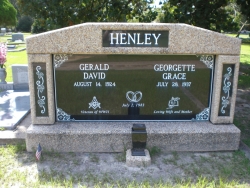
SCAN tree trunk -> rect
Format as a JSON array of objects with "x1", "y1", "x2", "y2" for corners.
[{"x1": 236, "y1": 21, "x2": 248, "y2": 38}]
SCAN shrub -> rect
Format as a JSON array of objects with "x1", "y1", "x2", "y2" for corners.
[
  {"x1": 16, "y1": 16, "x2": 33, "y2": 32},
  {"x1": 31, "y1": 19, "x2": 47, "y2": 34}
]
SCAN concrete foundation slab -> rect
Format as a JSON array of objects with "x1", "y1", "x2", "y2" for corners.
[
  {"x1": 26, "y1": 121, "x2": 240, "y2": 152},
  {"x1": 126, "y1": 149, "x2": 151, "y2": 167},
  {"x1": 0, "y1": 113, "x2": 31, "y2": 145},
  {"x1": 0, "y1": 90, "x2": 30, "y2": 130},
  {"x1": 0, "y1": 83, "x2": 13, "y2": 91}
]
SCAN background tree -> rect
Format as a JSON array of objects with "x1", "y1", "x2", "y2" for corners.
[
  {"x1": 237, "y1": 0, "x2": 250, "y2": 20},
  {"x1": 236, "y1": 0, "x2": 250, "y2": 34},
  {"x1": 160, "y1": 0, "x2": 240, "y2": 32},
  {"x1": 0, "y1": 0, "x2": 17, "y2": 26},
  {"x1": 16, "y1": 15, "x2": 33, "y2": 32},
  {"x1": 16, "y1": 0, "x2": 157, "y2": 32},
  {"x1": 8, "y1": 0, "x2": 34, "y2": 32},
  {"x1": 9, "y1": 0, "x2": 20, "y2": 18}
]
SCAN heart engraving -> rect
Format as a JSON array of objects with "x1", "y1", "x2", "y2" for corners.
[{"x1": 126, "y1": 91, "x2": 142, "y2": 103}]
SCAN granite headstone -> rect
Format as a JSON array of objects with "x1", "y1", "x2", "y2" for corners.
[
  {"x1": 12, "y1": 64, "x2": 29, "y2": 90},
  {"x1": 1, "y1": 28, "x2": 6, "y2": 34},
  {"x1": 12, "y1": 33, "x2": 24, "y2": 42},
  {"x1": 25, "y1": 23, "x2": 241, "y2": 153}
]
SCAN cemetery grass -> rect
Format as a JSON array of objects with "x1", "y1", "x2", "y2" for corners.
[
  {"x1": 238, "y1": 43, "x2": 250, "y2": 89},
  {"x1": 0, "y1": 33, "x2": 31, "y2": 82},
  {"x1": 234, "y1": 53, "x2": 250, "y2": 148},
  {"x1": 1, "y1": 143, "x2": 250, "y2": 187},
  {"x1": 0, "y1": 33, "x2": 31, "y2": 43},
  {"x1": 233, "y1": 42, "x2": 250, "y2": 149},
  {"x1": 240, "y1": 43, "x2": 250, "y2": 65},
  {"x1": 226, "y1": 33, "x2": 249, "y2": 39},
  {"x1": 5, "y1": 51, "x2": 28, "y2": 82}
]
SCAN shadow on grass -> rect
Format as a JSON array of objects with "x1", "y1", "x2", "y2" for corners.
[{"x1": 1, "y1": 143, "x2": 250, "y2": 187}]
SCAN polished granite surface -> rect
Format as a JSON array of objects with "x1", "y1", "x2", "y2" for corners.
[{"x1": 0, "y1": 90, "x2": 30, "y2": 130}]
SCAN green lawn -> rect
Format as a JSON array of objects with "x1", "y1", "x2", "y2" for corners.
[
  {"x1": 226, "y1": 33, "x2": 250, "y2": 39},
  {"x1": 225, "y1": 33, "x2": 250, "y2": 65},
  {"x1": 0, "y1": 32, "x2": 31, "y2": 43},
  {"x1": 1, "y1": 143, "x2": 250, "y2": 187},
  {"x1": 241, "y1": 43, "x2": 250, "y2": 64},
  {"x1": 5, "y1": 51, "x2": 28, "y2": 82},
  {"x1": 226, "y1": 33, "x2": 250, "y2": 64},
  {"x1": 237, "y1": 43, "x2": 250, "y2": 89},
  {"x1": 0, "y1": 33, "x2": 31, "y2": 82}
]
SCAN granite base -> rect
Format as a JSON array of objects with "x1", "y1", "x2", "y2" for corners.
[
  {"x1": 0, "y1": 83, "x2": 13, "y2": 91},
  {"x1": 126, "y1": 149, "x2": 151, "y2": 167},
  {"x1": 26, "y1": 121, "x2": 240, "y2": 152},
  {"x1": 0, "y1": 90, "x2": 30, "y2": 130}
]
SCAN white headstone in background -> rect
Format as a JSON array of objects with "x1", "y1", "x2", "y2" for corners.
[
  {"x1": 18, "y1": 71, "x2": 28, "y2": 83},
  {"x1": 0, "y1": 28, "x2": 5, "y2": 36},
  {"x1": 12, "y1": 64, "x2": 29, "y2": 90},
  {"x1": 1, "y1": 28, "x2": 6, "y2": 33},
  {"x1": 12, "y1": 33, "x2": 24, "y2": 42}
]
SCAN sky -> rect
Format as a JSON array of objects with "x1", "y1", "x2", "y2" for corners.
[{"x1": 150, "y1": 0, "x2": 164, "y2": 8}]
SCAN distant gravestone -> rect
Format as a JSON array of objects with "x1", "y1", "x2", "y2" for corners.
[
  {"x1": 11, "y1": 64, "x2": 29, "y2": 90},
  {"x1": 7, "y1": 45, "x2": 16, "y2": 49},
  {"x1": 1, "y1": 28, "x2": 6, "y2": 34},
  {"x1": 12, "y1": 33, "x2": 24, "y2": 42}
]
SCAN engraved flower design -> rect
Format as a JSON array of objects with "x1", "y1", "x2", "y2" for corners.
[
  {"x1": 199, "y1": 55, "x2": 213, "y2": 69},
  {"x1": 206, "y1": 56, "x2": 213, "y2": 62},
  {"x1": 54, "y1": 54, "x2": 69, "y2": 68},
  {"x1": 203, "y1": 114, "x2": 208, "y2": 120},
  {"x1": 57, "y1": 108, "x2": 73, "y2": 121},
  {"x1": 220, "y1": 66, "x2": 232, "y2": 114},
  {"x1": 36, "y1": 71, "x2": 44, "y2": 79},
  {"x1": 224, "y1": 70, "x2": 232, "y2": 80},
  {"x1": 38, "y1": 98, "x2": 45, "y2": 107},
  {"x1": 58, "y1": 115, "x2": 64, "y2": 120},
  {"x1": 224, "y1": 73, "x2": 232, "y2": 79},
  {"x1": 36, "y1": 66, "x2": 46, "y2": 114},
  {"x1": 223, "y1": 84, "x2": 231, "y2": 94},
  {"x1": 222, "y1": 99, "x2": 229, "y2": 106},
  {"x1": 196, "y1": 108, "x2": 209, "y2": 120},
  {"x1": 37, "y1": 84, "x2": 45, "y2": 93},
  {"x1": 54, "y1": 54, "x2": 61, "y2": 61},
  {"x1": 200, "y1": 56, "x2": 205, "y2": 62}
]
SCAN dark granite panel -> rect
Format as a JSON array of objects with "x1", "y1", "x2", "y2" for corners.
[
  {"x1": 218, "y1": 64, "x2": 235, "y2": 116},
  {"x1": 102, "y1": 30, "x2": 169, "y2": 47},
  {"x1": 54, "y1": 54, "x2": 213, "y2": 121},
  {"x1": 33, "y1": 63, "x2": 48, "y2": 117}
]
